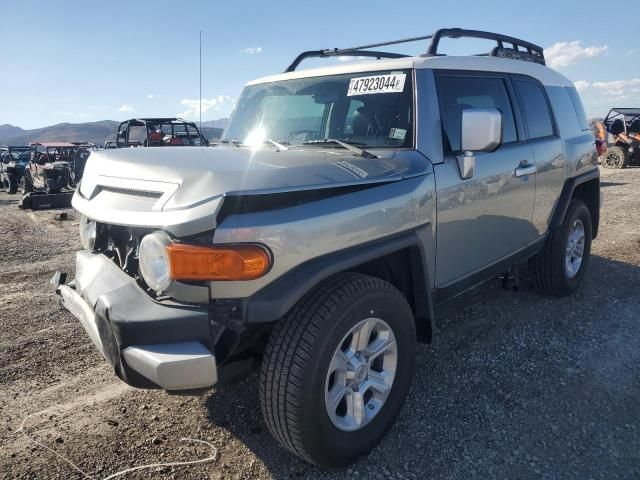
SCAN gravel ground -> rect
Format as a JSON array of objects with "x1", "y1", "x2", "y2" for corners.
[{"x1": 1, "y1": 166, "x2": 639, "y2": 479}]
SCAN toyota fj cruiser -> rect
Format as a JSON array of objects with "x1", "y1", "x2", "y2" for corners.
[{"x1": 54, "y1": 29, "x2": 600, "y2": 467}]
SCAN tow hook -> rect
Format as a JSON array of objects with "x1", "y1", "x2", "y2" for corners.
[{"x1": 50, "y1": 271, "x2": 67, "y2": 293}]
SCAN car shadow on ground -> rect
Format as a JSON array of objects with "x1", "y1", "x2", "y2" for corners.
[{"x1": 203, "y1": 254, "x2": 640, "y2": 479}]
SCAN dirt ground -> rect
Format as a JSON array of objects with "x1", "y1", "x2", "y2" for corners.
[{"x1": 1, "y1": 166, "x2": 639, "y2": 480}]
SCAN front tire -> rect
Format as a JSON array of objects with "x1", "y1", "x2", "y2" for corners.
[
  {"x1": 530, "y1": 199, "x2": 592, "y2": 296},
  {"x1": 259, "y1": 273, "x2": 416, "y2": 467},
  {"x1": 20, "y1": 175, "x2": 32, "y2": 194}
]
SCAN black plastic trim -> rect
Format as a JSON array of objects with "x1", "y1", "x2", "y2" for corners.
[
  {"x1": 433, "y1": 236, "x2": 547, "y2": 306},
  {"x1": 244, "y1": 227, "x2": 435, "y2": 338},
  {"x1": 549, "y1": 168, "x2": 600, "y2": 234}
]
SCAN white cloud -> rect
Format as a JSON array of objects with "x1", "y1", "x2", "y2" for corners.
[
  {"x1": 574, "y1": 79, "x2": 640, "y2": 97},
  {"x1": 117, "y1": 105, "x2": 134, "y2": 112},
  {"x1": 177, "y1": 95, "x2": 233, "y2": 118},
  {"x1": 147, "y1": 94, "x2": 160, "y2": 99},
  {"x1": 545, "y1": 41, "x2": 607, "y2": 68},
  {"x1": 573, "y1": 79, "x2": 640, "y2": 117},
  {"x1": 240, "y1": 47, "x2": 262, "y2": 55},
  {"x1": 574, "y1": 80, "x2": 590, "y2": 93}
]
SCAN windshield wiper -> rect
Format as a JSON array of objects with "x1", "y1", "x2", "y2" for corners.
[
  {"x1": 220, "y1": 139, "x2": 243, "y2": 147},
  {"x1": 220, "y1": 138, "x2": 289, "y2": 151},
  {"x1": 302, "y1": 138, "x2": 378, "y2": 159},
  {"x1": 264, "y1": 139, "x2": 289, "y2": 151}
]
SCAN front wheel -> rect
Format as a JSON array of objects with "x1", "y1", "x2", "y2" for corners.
[
  {"x1": 20, "y1": 175, "x2": 32, "y2": 194},
  {"x1": 6, "y1": 174, "x2": 17, "y2": 194},
  {"x1": 530, "y1": 199, "x2": 592, "y2": 296},
  {"x1": 259, "y1": 273, "x2": 416, "y2": 467}
]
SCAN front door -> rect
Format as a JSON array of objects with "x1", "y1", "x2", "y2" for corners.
[{"x1": 433, "y1": 72, "x2": 539, "y2": 288}]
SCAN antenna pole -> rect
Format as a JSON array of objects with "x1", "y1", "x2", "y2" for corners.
[{"x1": 199, "y1": 30, "x2": 202, "y2": 131}]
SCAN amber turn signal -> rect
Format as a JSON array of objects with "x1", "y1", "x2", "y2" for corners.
[{"x1": 166, "y1": 244, "x2": 271, "y2": 281}]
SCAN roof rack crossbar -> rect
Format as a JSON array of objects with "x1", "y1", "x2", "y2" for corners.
[
  {"x1": 425, "y1": 28, "x2": 545, "y2": 64},
  {"x1": 285, "y1": 28, "x2": 545, "y2": 72}
]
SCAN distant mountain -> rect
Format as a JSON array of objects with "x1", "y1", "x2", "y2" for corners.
[
  {"x1": 201, "y1": 118, "x2": 229, "y2": 129},
  {"x1": 0, "y1": 124, "x2": 25, "y2": 139},
  {"x1": 201, "y1": 127, "x2": 224, "y2": 141},
  {"x1": 0, "y1": 118, "x2": 229, "y2": 146},
  {"x1": 0, "y1": 121, "x2": 119, "y2": 146}
]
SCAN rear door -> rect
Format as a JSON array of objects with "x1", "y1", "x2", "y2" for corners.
[
  {"x1": 433, "y1": 71, "x2": 538, "y2": 289},
  {"x1": 512, "y1": 75, "x2": 566, "y2": 234}
]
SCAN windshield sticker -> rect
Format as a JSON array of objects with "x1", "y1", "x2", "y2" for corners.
[
  {"x1": 347, "y1": 73, "x2": 406, "y2": 96},
  {"x1": 333, "y1": 160, "x2": 369, "y2": 179},
  {"x1": 389, "y1": 128, "x2": 407, "y2": 140}
]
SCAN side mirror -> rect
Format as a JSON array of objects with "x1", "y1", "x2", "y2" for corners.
[{"x1": 457, "y1": 108, "x2": 503, "y2": 180}]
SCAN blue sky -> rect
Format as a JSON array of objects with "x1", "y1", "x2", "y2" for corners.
[{"x1": 1, "y1": 0, "x2": 637, "y2": 129}]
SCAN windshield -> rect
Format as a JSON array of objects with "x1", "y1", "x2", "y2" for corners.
[
  {"x1": 222, "y1": 69, "x2": 414, "y2": 149},
  {"x1": 9, "y1": 149, "x2": 30, "y2": 161}
]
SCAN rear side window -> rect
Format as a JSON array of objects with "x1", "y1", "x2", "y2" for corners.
[
  {"x1": 436, "y1": 75, "x2": 517, "y2": 152},
  {"x1": 514, "y1": 80, "x2": 555, "y2": 139},
  {"x1": 566, "y1": 87, "x2": 590, "y2": 131}
]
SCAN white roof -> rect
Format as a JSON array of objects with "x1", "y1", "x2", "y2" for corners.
[{"x1": 248, "y1": 55, "x2": 574, "y2": 88}]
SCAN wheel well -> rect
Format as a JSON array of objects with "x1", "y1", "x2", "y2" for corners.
[
  {"x1": 572, "y1": 178, "x2": 600, "y2": 238},
  {"x1": 349, "y1": 247, "x2": 433, "y2": 343}
]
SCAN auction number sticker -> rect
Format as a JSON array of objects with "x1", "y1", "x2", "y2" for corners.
[{"x1": 347, "y1": 73, "x2": 406, "y2": 96}]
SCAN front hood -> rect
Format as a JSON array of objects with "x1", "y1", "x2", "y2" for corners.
[
  {"x1": 75, "y1": 145, "x2": 430, "y2": 236},
  {"x1": 80, "y1": 146, "x2": 428, "y2": 209}
]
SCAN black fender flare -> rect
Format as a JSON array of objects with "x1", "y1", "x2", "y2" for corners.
[
  {"x1": 549, "y1": 168, "x2": 600, "y2": 237},
  {"x1": 244, "y1": 226, "x2": 435, "y2": 341}
]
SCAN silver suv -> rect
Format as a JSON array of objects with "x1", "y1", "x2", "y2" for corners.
[{"x1": 55, "y1": 29, "x2": 600, "y2": 467}]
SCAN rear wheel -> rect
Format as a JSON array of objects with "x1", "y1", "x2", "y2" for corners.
[
  {"x1": 6, "y1": 174, "x2": 17, "y2": 194},
  {"x1": 259, "y1": 273, "x2": 416, "y2": 467},
  {"x1": 529, "y1": 199, "x2": 592, "y2": 296},
  {"x1": 602, "y1": 146, "x2": 627, "y2": 169}
]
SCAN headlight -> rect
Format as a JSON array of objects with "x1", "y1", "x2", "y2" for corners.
[
  {"x1": 139, "y1": 232, "x2": 172, "y2": 293},
  {"x1": 79, "y1": 215, "x2": 97, "y2": 250}
]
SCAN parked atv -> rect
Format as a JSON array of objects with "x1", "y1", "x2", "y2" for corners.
[
  {"x1": 116, "y1": 118, "x2": 209, "y2": 147},
  {"x1": 19, "y1": 142, "x2": 78, "y2": 210},
  {"x1": 601, "y1": 108, "x2": 640, "y2": 169},
  {"x1": 0, "y1": 146, "x2": 31, "y2": 194}
]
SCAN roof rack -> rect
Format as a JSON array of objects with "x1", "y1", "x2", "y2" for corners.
[{"x1": 285, "y1": 28, "x2": 545, "y2": 72}]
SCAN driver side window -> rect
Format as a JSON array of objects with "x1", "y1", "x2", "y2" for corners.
[{"x1": 436, "y1": 74, "x2": 518, "y2": 153}]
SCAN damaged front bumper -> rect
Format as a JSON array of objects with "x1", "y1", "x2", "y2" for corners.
[{"x1": 53, "y1": 251, "x2": 217, "y2": 391}]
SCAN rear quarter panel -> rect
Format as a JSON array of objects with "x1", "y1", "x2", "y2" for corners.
[{"x1": 535, "y1": 86, "x2": 597, "y2": 233}]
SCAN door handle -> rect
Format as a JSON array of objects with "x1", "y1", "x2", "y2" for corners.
[{"x1": 515, "y1": 164, "x2": 537, "y2": 178}]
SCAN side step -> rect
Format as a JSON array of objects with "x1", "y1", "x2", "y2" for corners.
[{"x1": 19, "y1": 192, "x2": 74, "y2": 210}]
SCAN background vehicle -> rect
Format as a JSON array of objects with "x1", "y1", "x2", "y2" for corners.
[
  {"x1": 56, "y1": 28, "x2": 599, "y2": 468},
  {"x1": 19, "y1": 142, "x2": 80, "y2": 209},
  {"x1": 600, "y1": 108, "x2": 640, "y2": 168},
  {"x1": 115, "y1": 118, "x2": 208, "y2": 147},
  {"x1": 0, "y1": 145, "x2": 31, "y2": 194},
  {"x1": 104, "y1": 141, "x2": 117, "y2": 149}
]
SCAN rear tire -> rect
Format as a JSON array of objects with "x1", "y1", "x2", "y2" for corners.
[
  {"x1": 530, "y1": 199, "x2": 592, "y2": 296},
  {"x1": 6, "y1": 174, "x2": 17, "y2": 194},
  {"x1": 259, "y1": 273, "x2": 416, "y2": 467},
  {"x1": 602, "y1": 146, "x2": 627, "y2": 169}
]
